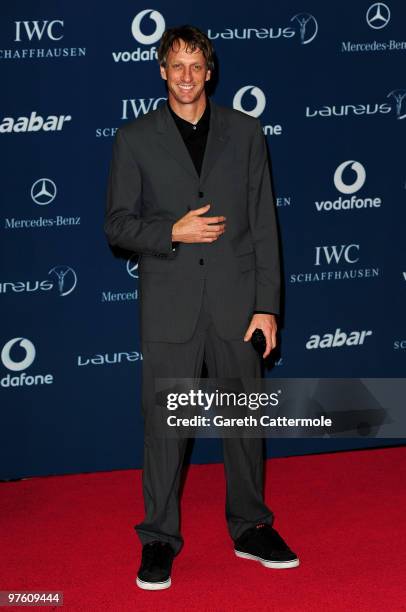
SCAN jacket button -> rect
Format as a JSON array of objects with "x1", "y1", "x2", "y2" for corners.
[
  {"x1": 198, "y1": 191, "x2": 204, "y2": 198},
  {"x1": 199, "y1": 258, "x2": 204, "y2": 265}
]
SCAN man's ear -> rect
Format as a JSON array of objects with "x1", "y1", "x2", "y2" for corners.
[
  {"x1": 205, "y1": 69, "x2": 211, "y2": 82},
  {"x1": 159, "y1": 65, "x2": 167, "y2": 80}
]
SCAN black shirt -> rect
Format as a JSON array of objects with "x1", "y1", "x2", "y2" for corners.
[{"x1": 167, "y1": 100, "x2": 210, "y2": 176}]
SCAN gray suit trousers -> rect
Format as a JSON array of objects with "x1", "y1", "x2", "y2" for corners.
[{"x1": 135, "y1": 280, "x2": 274, "y2": 554}]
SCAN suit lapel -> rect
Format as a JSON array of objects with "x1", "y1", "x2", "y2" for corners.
[
  {"x1": 155, "y1": 98, "x2": 229, "y2": 183},
  {"x1": 156, "y1": 102, "x2": 199, "y2": 180}
]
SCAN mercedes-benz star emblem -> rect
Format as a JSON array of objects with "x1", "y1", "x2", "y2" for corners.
[
  {"x1": 31, "y1": 178, "x2": 57, "y2": 206},
  {"x1": 366, "y1": 3, "x2": 391, "y2": 29}
]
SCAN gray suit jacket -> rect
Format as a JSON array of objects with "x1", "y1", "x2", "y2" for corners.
[{"x1": 104, "y1": 98, "x2": 280, "y2": 343}]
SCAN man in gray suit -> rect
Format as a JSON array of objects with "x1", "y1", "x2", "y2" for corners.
[{"x1": 105, "y1": 25, "x2": 298, "y2": 590}]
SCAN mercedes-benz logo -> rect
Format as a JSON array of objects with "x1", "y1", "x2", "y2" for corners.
[
  {"x1": 31, "y1": 178, "x2": 57, "y2": 206},
  {"x1": 366, "y1": 3, "x2": 390, "y2": 29},
  {"x1": 127, "y1": 254, "x2": 139, "y2": 279}
]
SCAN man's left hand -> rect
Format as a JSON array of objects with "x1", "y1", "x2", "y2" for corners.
[{"x1": 243, "y1": 314, "x2": 277, "y2": 359}]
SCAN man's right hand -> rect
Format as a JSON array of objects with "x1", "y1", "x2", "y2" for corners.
[{"x1": 172, "y1": 204, "x2": 226, "y2": 244}]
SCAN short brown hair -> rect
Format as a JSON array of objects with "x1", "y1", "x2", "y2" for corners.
[{"x1": 158, "y1": 25, "x2": 215, "y2": 72}]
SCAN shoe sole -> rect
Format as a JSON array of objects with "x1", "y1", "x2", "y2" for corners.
[
  {"x1": 136, "y1": 576, "x2": 171, "y2": 590},
  {"x1": 235, "y1": 549, "x2": 300, "y2": 569}
]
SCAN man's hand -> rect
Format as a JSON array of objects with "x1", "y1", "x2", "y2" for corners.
[
  {"x1": 172, "y1": 204, "x2": 226, "y2": 244},
  {"x1": 244, "y1": 314, "x2": 277, "y2": 359}
]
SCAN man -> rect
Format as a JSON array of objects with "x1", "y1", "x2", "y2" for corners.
[{"x1": 105, "y1": 25, "x2": 299, "y2": 590}]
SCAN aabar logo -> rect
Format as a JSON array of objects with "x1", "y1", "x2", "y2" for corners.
[
  {"x1": 0, "y1": 112, "x2": 71, "y2": 133},
  {"x1": 306, "y1": 328, "x2": 373, "y2": 349}
]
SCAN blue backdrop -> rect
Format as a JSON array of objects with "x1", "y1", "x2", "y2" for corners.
[{"x1": 1, "y1": 1, "x2": 405, "y2": 479}]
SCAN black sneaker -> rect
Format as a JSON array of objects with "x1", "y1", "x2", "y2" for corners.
[
  {"x1": 234, "y1": 523, "x2": 299, "y2": 569},
  {"x1": 136, "y1": 541, "x2": 175, "y2": 590}
]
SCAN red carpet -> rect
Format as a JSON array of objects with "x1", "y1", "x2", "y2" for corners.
[{"x1": 1, "y1": 447, "x2": 405, "y2": 611}]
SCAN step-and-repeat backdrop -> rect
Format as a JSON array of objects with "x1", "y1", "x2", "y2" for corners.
[{"x1": 1, "y1": 1, "x2": 405, "y2": 478}]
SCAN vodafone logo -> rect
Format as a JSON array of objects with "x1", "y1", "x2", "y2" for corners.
[
  {"x1": 1, "y1": 337, "x2": 54, "y2": 388},
  {"x1": 1, "y1": 337, "x2": 36, "y2": 371},
  {"x1": 314, "y1": 160, "x2": 382, "y2": 213},
  {"x1": 131, "y1": 9, "x2": 165, "y2": 45},
  {"x1": 233, "y1": 86, "x2": 266, "y2": 118},
  {"x1": 112, "y1": 10, "x2": 164, "y2": 62},
  {"x1": 334, "y1": 161, "x2": 366, "y2": 194}
]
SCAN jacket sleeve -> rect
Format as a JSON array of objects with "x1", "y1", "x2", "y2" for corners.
[
  {"x1": 104, "y1": 128, "x2": 178, "y2": 257},
  {"x1": 248, "y1": 120, "x2": 281, "y2": 314}
]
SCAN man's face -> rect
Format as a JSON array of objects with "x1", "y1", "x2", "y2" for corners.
[{"x1": 160, "y1": 39, "x2": 211, "y2": 105}]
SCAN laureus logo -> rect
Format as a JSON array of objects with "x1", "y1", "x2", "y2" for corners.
[
  {"x1": 208, "y1": 12, "x2": 318, "y2": 45},
  {"x1": 387, "y1": 90, "x2": 406, "y2": 120},
  {"x1": 48, "y1": 266, "x2": 77, "y2": 296},
  {"x1": 127, "y1": 254, "x2": 139, "y2": 279},
  {"x1": 290, "y1": 13, "x2": 318, "y2": 44}
]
